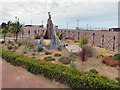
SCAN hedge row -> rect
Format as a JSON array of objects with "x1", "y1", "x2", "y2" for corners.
[{"x1": 2, "y1": 49, "x2": 120, "y2": 89}]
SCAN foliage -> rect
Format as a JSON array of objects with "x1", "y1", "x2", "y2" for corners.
[
  {"x1": 59, "y1": 34, "x2": 63, "y2": 40},
  {"x1": 22, "y1": 47, "x2": 29, "y2": 54},
  {"x1": 35, "y1": 34, "x2": 41, "y2": 39},
  {"x1": 58, "y1": 57, "x2": 64, "y2": 61},
  {"x1": 56, "y1": 31, "x2": 59, "y2": 36},
  {"x1": 81, "y1": 45, "x2": 94, "y2": 57},
  {"x1": 7, "y1": 45, "x2": 13, "y2": 50},
  {"x1": 59, "y1": 57, "x2": 71, "y2": 64},
  {"x1": 8, "y1": 40, "x2": 14, "y2": 45},
  {"x1": 70, "y1": 63, "x2": 76, "y2": 68},
  {"x1": 69, "y1": 52, "x2": 77, "y2": 63},
  {"x1": 44, "y1": 56, "x2": 55, "y2": 61},
  {"x1": 16, "y1": 42, "x2": 22, "y2": 46},
  {"x1": 79, "y1": 35, "x2": 88, "y2": 46},
  {"x1": 37, "y1": 46, "x2": 43, "y2": 52},
  {"x1": 57, "y1": 46, "x2": 62, "y2": 51},
  {"x1": 2, "y1": 49, "x2": 120, "y2": 89},
  {"x1": 89, "y1": 69, "x2": 98, "y2": 74},
  {"x1": 45, "y1": 51, "x2": 52, "y2": 55},
  {"x1": 116, "y1": 77, "x2": 120, "y2": 83},
  {"x1": 113, "y1": 53, "x2": 120, "y2": 61},
  {"x1": 32, "y1": 52, "x2": 36, "y2": 56}
]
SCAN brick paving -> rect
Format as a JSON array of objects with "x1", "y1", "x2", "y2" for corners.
[{"x1": 1, "y1": 59, "x2": 68, "y2": 88}]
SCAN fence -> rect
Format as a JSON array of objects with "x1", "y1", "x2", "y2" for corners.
[{"x1": 59, "y1": 30, "x2": 119, "y2": 53}]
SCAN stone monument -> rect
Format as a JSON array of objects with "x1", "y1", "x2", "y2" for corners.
[{"x1": 42, "y1": 12, "x2": 58, "y2": 48}]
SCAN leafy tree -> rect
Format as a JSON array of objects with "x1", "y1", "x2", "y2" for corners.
[
  {"x1": 1, "y1": 22, "x2": 8, "y2": 42},
  {"x1": 10, "y1": 21, "x2": 22, "y2": 42}
]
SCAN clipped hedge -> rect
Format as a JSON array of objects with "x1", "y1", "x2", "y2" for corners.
[{"x1": 2, "y1": 49, "x2": 120, "y2": 89}]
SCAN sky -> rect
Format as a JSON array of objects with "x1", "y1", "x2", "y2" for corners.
[{"x1": 0, "y1": 0, "x2": 119, "y2": 29}]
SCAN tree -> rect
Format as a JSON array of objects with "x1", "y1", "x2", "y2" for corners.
[
  {"x1": 1, "y1": 22, "x2": 8, "y2": 42},
  {"x1": 10, "y1": 21, "x2": 22, "y2": 42}
]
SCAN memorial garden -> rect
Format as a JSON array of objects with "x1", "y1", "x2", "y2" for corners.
[{"x1": 1, "y1": 13, "x2": 120, "y2": 89}]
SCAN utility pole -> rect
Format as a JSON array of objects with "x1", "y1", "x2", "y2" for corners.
[
  {"x1": 87, "y1": 24, "x2": 88, "y2": 30},
  {"x1": 76, "y1": 19, "x2": 79, "y2": 29},
  {"x1": 42, "y1": 20, "x2": 43, "y2": 25},
  {"x1": 30, "y1": 20, "x2": 32, "y2": 26},
  {"x1": 66, "y1": 23, "x2": 68, "y2": 29}
]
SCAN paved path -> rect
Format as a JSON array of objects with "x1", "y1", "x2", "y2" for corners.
[{"x1": 1, "y1": 59, "x2": 68, "y2": 88}]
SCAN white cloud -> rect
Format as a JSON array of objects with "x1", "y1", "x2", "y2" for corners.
[{"x1": 0, "y1": 0, "x2": 118, "y2": 29}]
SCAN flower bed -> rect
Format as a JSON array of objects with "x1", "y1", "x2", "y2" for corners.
[{"x1": 2, "y1": 49, "x2": 120, "y2": 89}]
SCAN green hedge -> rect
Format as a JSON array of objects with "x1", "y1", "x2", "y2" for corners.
[{"x1": 2, "y1": 49, "x2": 120, "y2": 89}]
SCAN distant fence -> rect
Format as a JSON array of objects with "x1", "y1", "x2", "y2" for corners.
[
  {"x1": 21, "y1": 28, "x2": 119, "y2": 53},
  {"x1": 58, "y1": 30, "x2": 119, "y2": 53}
]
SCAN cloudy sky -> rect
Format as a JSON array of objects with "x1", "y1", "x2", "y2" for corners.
[{"x1": 0, "y1": 0, "x2": 119, "y2": 29}]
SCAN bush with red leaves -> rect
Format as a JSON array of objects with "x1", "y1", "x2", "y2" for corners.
[{"x1": 102, "y1": 57, "x2": 119, "y2": 67}]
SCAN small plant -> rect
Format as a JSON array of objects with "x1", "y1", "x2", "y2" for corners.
[
  {"x1": 37, "y1": 46, "x2": 43, "y2": 52},
  {"x1": 8, "y1": 40, "x2": 14, "y2": 45},
  {"x1": 89, "y1": 69, "x2": 98, "y2": 74},
  {"x1": 7, "y1": 45, "x2": 13, "y2": 50},
  {"x1": 69, "y1": 52, "x2": 76, "y2": 63},
  {"x1": 54, "y1": 53, "x2": 61, "y2": 57},
  {"x1": 16, "y1": 42, "x2": 22, "y2": 46},
  {"x1": 113, "y1": 53, "x2": 120, "y2": 61},
  {"x1": 45, "y1": 51, "x2": 52, "y2": 55},
  {"x1": 35, "y1": 34, "x2": 41, "y2": 39},
  {"x1": 57, "y1": 46, "x2": 62, "y2": 51},
  {"x1": 116, "y1": 77, "x2": 120, "y2": 83},
  {"x1": 59, "y1": 57, "x2": 71, "y2": 64},
  {"x1": 79, "y1": 35, "x2": 88, "y2": 46},
  {"x1": 59, "y1": 34, "x2": 63, "y2": 40},
  {"x1": 32, "y1": 52, "x2": 36, "y2": 56},
  {"x1": 22, "y1": 47, "x2": 29, "y2": 54},
  {"x1": 70, "y1": 63, "x2": 76, "y2": 68},
  {"x1": 44, "y1": 56, "x2": 55, "y2": 61},
  {"x1": 59, "y1": 57, "x2": 64, "y2": 61}
]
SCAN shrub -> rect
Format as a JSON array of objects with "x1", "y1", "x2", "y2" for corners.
[
  {"x1": 89, "y1": 69, "x2": 98, "y2": 74},
  {"x1": 35, "y1": 34, "x2": 41, "y2": 39},
  {"x1": 57, "y1": 46, "x2": 62, "y2": 51},
  {"x1": 8, "y1": 40, "x2": 14, "y2": 45},
  {"x1": 116, "y1": 77, "x2": 120, "y2": 83},
  {"x1": 32, "y1": 52, "x2": 36, "y2": 56},
  {"x1": 2, "y1": 49, "x2": 120, "y2": 89},
  {"x1": 81, "y1": 45, "x2": 94, "y2": 57},
  {"x1": 54, "y1": 53, "x2": 61, "y2": 57},
  {"x1": 70, "y1": 63, "x2": 76, "y2": 68},
  {"x1": 16, "y1": 42, "x2": 22, "y2": 46},
  {"x1": 102, "y1": 57, "x2": 118, "y2": 67},
  {"x1": 44, "y1": 56, "x2": 55, "y2": 61},
  {"x1": 59, "y1": 57, "x2": 71, "y2": 64},
  {"x1": 22, "y1": 47, "x2": 29, "y2": 54},
  {"x1": 113, "y1": 53, "x2": 120, "y2": 61},
  {"x1": 59, "y1": 57, "x2": 64, "y2": 61},
  {"x1": 37, "y1": 46, "x2": 43, "y2": 52},
  {"x1": 79, "y1": 35, "x2": 88, "y2": 46},
  {"x1": 7, "y1": 45, "x2": 13, "y2": 50},
  {"x1": 45, "y1": 51, "x2": 52, "y2": 55}
]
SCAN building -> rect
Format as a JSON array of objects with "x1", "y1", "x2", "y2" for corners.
[{"x1": 109, "y1": 28, "x2": 120, "y2": 32}]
